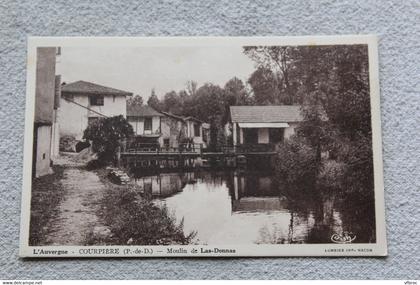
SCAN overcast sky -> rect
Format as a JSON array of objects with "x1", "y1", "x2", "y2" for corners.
[{"x1": 56, "y1": 46, "x2": 256, "y2": 100}]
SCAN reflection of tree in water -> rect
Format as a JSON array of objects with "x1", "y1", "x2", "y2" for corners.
[{"x1": 230, "y1": 171, "x2": 376, "y2": 244}]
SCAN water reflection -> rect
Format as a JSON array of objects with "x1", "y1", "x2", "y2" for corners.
[{"x1": 133, "y1": 170, "x2": 376, "y2": 245}]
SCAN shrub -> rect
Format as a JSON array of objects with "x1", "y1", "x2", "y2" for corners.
[
  {"x1": 83, "y1": 115, "x2": 133, "y2": 164},
  {"x1": 317, "y1": 160, "x2": 345, "y2": 191},
  {"x1": 96, "y1": 186, "x2": 196, "y2": 245},
  {"x1": 274, "y1": 136, "x2": 318, "y2": 192}
]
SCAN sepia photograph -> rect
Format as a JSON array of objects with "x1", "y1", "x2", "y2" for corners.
[{"x1": 20, "y1": 36, "x2": 386, "y2": 257}]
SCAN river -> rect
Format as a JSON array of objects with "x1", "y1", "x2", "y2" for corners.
[{"x1": 133, "y1": 170, "x2": 376, "y2": 245}]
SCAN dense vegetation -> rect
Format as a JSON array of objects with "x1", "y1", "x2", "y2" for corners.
[{"x1": 132, "y1": 45, "x2": 373, "y2": 196}]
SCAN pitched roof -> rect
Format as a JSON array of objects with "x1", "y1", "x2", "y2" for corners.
[
  {"x1": 127, "y1": 105, "x2": 164, "y2": 117},
  {"x1": 61, "y1": 80, "x2": 132, "y2": 96},
  {"x1": 159, "y1": 111, "x2": 205, "y2": 123},
  {"x1": 230, "y1": 105, "x2": 303, "y2": 123},
  {"x1": 160, "y1": 111, "x2": 185, "y2": 121}
]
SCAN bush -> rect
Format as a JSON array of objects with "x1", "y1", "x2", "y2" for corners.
[
  {"x1": 274, "y1": 136, "x2": 318, "y2": 192},
  {"x1": 317, "y1": 160, "x2": 345, "y2": 191},
  {"x1": 339, "y1": 135, "x2": 374, "y2": 195},
  {"x1": 83, "y1": 115, "x2": 133, "y2": 164}
]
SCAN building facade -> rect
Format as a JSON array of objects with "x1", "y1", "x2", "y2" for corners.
[
  {"x1": 127, "y1": 105, "x2": 164, "y2": 145},
  {"x1": 127, "y1": 106, "x2": 209, "y2": 149},
  {"x1": 59, "y1": 80, "x2": 132, "y2": 140},
  {"x1": 229, "y1": 105, "x2": 303, "y2": 146},
  {"x1": 33, "y1": 47, "x2": 60, "y2": 177}
]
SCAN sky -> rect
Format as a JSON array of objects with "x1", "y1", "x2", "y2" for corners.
[{"x1": 56, "y1": 46, "x2": 257, "y2": 100}]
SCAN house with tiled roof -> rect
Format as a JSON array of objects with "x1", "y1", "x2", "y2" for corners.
[
  {"x1": 160, "y1": 112, "x2": 210, "y2": 148},
  {"x1": 59, "y1": 80, "x2": 132, "y2": 140},
  {"x1": 127, "y1": 105, "x2": 164, "y2": 139},
  {"x1": 229, "y1": 105, "x2": 304, "y2": 146},
  {"x1": 127, "y1": 106, "x2": 210, "y2": 149}
]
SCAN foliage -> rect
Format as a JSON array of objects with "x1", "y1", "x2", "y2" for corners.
[
  {"x1": 127, "y1": 94, "x2": 143, "y2": 108},
  {"x1": 161, "y1": 90, "x2": 184, "y2": 115},
  {"x1": 146, "y1": 88, "x2": 162, "y2": 110},
  {"x1": 247, "y1": 66, "x2": 280, "y2": 105},
  {"x1": 245, "y1": 44, "x2": 373, "y2": 195},
  {"x1": 96, "y1": 182, "x2": 196, "y2": 245},
  {"x1": 29, "y1": 165, "x2": 65, "y2": 246},
  {"x1": 338, "y1": 134, "x2": 374, "y2": 195},
  {"x1": 274, "y1": 136, "x2": 318, "y2": 192},
  {"x1": 83, "y1": 115, "x2": 133, "y2": 164},
  {"x1": 317, "y1": 160, "x2": 345, "y2": 191}
]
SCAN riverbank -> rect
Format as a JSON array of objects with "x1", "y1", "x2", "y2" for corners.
[
  {"x1": 90, "y1": 167, "x2": 196, "y2": 245},
  {"x1": 29, "y1": 153, "x2": 194, "y2": 246}
]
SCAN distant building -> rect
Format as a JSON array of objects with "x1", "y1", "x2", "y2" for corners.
[
  {"x1": 160, "y1": 112, "x2": 188, "y2": 149},
  {"x1": 229, "y1": 105, "x2": 303, "y2": 146},
  {"x1": 127, "y1": 105, "x2": 165, "y2": 144},
  {"x1": 183, "y1": 116, "x2": 207, "y2": 146},
  {"x1": 33, "y1": 47, "x2": 61, "y2": 177},
  {"x1": 127, "y1": 105, "x2": 209, "y2": 148},
  {"x1": 59, "y1": 80, "x2": 132, "y2": 140}
]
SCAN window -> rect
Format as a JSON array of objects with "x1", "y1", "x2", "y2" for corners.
[
  {"x1": 203, "y1": 130, "x2": 208, "y2": 143},
  {"x1": 89, "y1": 95, "x2": 104, "y2": 106},
  {"x1": 88, "y1": 117, "x2": 100, "y2": 126},
  {"x1": 144, "y1": 117, "x2": 152, "y2": 132},
  {"x1": 194, "y1": 123, "x2": 200, "y2": 137}
]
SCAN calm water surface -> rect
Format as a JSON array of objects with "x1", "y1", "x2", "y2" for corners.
[{"x1": 133, "y1": 170, "x2": 375, "y2": 245}]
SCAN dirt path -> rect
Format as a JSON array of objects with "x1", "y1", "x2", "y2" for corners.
[{"x1": 44, "y1": 156, "x2": 109, "y2": 245}]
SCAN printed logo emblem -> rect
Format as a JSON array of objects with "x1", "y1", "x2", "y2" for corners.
[{"x1": 331, "y1": 232, "x2": 356, "y2": 244}]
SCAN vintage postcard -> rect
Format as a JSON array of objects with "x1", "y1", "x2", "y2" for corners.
[{"x1": 20, "y1": 36, "x2": 387, "y2": 257}]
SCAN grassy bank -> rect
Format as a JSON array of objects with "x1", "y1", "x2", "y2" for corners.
[
  {"x1": 89, "y1": 167, "x2": 196, "y2": 245},
  {"x1": 29, "y1": 165, "x2": 65, "y2": 246}
]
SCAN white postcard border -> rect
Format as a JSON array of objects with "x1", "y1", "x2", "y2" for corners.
[{"x1": 19, "y1": 35, "x2": 387, "y2": 257}]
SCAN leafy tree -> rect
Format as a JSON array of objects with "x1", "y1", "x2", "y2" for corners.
[
  {"x1": 244, "y1": 46, "x2": 299, "y2": 104},
  {"x1": 162, "y1": 90, "x2": 183, "y2": 114},
  {"x1": 83, "y1": 115, "x2": 133, "y2": 164},
  {"x1": 274, "y1": 136, "x2": 318, "y2": 192},
  {"x1": 186, "y1": 80, "x2": 198, "y2": 97},
  {"x1": 222, "y1": 77, "x2": 250, "y2": 124},
  {"x1": 245, "y1": 44, "x2": 373, "y2": 195},
  {"x1": 247, "y1": 67, "x2": 279, "y2": 105},
  {"x1": 127, "y1": 94, "x2": 143, "y2": 108},
  {"x1": 147, "y1": 88, "x2": 162, "y2": 110}
]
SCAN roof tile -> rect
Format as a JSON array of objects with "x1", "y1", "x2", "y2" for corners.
[
  {"x1": 61, "y1": 80, "x2": 132, "y2": 96},
  {"x1": 230, "y1": 105, "x2": 303, "y2": 123}
]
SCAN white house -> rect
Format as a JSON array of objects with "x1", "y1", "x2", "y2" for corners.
[
  {"x1": 127, "y1": 106, "x2": 209, "y2": 149},
  {"x1": 183, "y1": 116, "x2": 206, "y2": 145},
  {"x1": 127, "y1": 105, "x2": 164, "y2": 141},
  {"x1": 59, "y1": 80, "x2": 132, "y2": 140},
  {"x1": 229, "y1": 105, "x2": 304, "y2": 146}
]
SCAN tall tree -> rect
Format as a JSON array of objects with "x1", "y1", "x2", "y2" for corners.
[
  {"x1": 244, "y1": 46, "x2": 299, "y2": 104},
  {"x1": 147, "y1": 88, "x2": 161, "y2": 111},
  {"x1": 162, "y1": 90, "x2": 183, "y2": 114},
  {"x1": 222, "y1": 77, "x2": 249, "y2": 124},
  {"x1": 247, "y1": 67, "x2": 279, "y2": 105}
]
